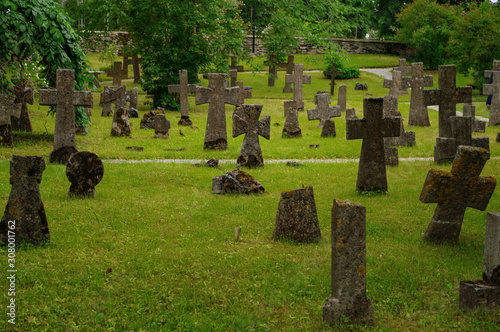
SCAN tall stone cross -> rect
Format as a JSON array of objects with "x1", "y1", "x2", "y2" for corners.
[
  {"x1": 264, "y1": 54, "x2": 279, "y2": 87},
  {"x1": 168, "y1": 70, "x2": 198, "y2": 126},
  {"x1": 196, "y1": 73, "x2": 239, "y2": 150},
  {"x1": 420, "y1": 146, "x2": 496, "y2": 243},
  {"x1": 39, "y1": 69, "x2": 93, "y2": 164},
  {"x1": 279, "y1": 55, "x2": 295, "y2": 93},
  {"x1": 393, "y1": 58, "x2": 412, "y2": 95},
  {"x1": 232, "y1": 104, "x2": 270, "y2": 168},
  {"x1": 122, "y1": 54, "x2": 132, "y2": 79},
  {"x1": 11, "y1": 78, "x2": 34, "y2": 132},
  {"x1": 0, "y1": 94, "x2": 22, "y2": 147},
  {"x1": 285, "y1": 63, "x2": 312, "y2": 111},
  {"x1": 346, "y1": 97, "x2": 401, "y2": 192},
  {"x1": 229, "y1": 69, "x2": 238, "y2": 87},
  {"x1": 132, "y1": 54, "x2": 142, "y2": 84},
  {"x1": 307, "y1": 92, "x2": 340, "y2": 127},
  {"x1": 382, "y1": 70, "x2": 403, "y2": 117},
  {"x1": 108, "y1": 61, "x2": 127, "y2": 87},
  {"x1": 407, "y1": 62, "x2": 434, "y2": 127},
  {"x1": 323, "y1": 63, "x2": 344, "y2": 96},
  {"x1": 482, "y1": 71, "x2": 500, "y2": 126},
  {"x1": 236, "y1": 81, "x2": 252, "y2": 105},
  {"x1": 282, "y1": 101, "x2": 302, "y2": 138},
  {"x1": 423, "y1": 65, "x2": 472, "y2": 138}
]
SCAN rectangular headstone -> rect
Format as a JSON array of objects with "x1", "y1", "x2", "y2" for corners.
[{"x1": 484, "y1": 212, "x2": 500, "y2": 285}]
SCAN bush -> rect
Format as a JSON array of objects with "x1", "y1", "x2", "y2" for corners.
[{"x1": 323, "y1": 47, "x2": 360, "y2": 80}]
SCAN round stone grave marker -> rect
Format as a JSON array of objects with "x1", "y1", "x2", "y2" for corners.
[{"x1": 66, "y1": 151, "x2": 104, "y2": 198}]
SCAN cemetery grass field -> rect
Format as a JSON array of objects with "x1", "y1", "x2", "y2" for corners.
[{"x1": 1, "y1": 55, "x2": 499, "y2": 330}]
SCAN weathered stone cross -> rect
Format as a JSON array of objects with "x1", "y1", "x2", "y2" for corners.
[
  {"x1": 233, "y1": 104, "x2": 270, "y2": 168},
  {"x1": 423, "y1": 65, "x2": 472, "y2": 138},
  {"x1": 264, "y1": 54, "x2": 279, "y2": 87},
  {"x1": 101, "y1": 85, "x2": 138, "y2": 114},
  {"x1": 229, "y1": 69, "x2": 238, "y2": 87},
  {"x1": 323, "y1": 63, "x2": 344, "y2": 96},
  {"x1": 282, "y1": 101, "x2": 301, "y2": 138},
  {"x1": 407, "y1": 62, "x2": 434, "y2": 126},
  {"x1": 285, "y1": 63, "x2": 311, "y2": 111},
  {"x1": 420, "y1": 145, "x2": 496, "y2": 243},
  {"x1": 168, "y1": 70, "x2": 198, "y2": 126},
  {"x1": 463, "y1": 103, "x2": 485, "y2": 133},
  {"x1": 236, "y1": 81, "x2": 252, "y2": 105},
  {"x1": 0, "y1": 94, "x2": 22, "y2": 147},
  {"x1": 279, "y1": 55, "x2": 295, "y2": 93},
  {"x1": 483, "y1": 71, "x2": 500, "y2": 126},
  {"x1": 39, "y1": 69, "x2": 93, "y2": 163},
  {"x1": 382, "y1": 70, "x2": 403, "y2": 117},
  {"x1": 307, "y1": 92, "x2": 340, "y2": 127},
  {"x1": 196, "y1": 73, "x2": 239, "y2": 150},
  {"x1": 107, "y1": 61, "x2": 127, "y2": 87},
  {"x1": 393, "y1": 58, "x2": 412, "y2": 95},
  {"x1": 346, "y1": 97, "x2": 401, "y2": 192},
  {"x1": 122, "y1": 54, "x2": 133, "y2": 79},
  {"x1": 12, "y1": 79, "x2": 34, "y2": 132}
]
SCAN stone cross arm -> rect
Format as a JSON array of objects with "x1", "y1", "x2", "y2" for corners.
[
  {"x1": 307, "y1": 106, "x2": 341, "y2": 121},
  {"x1": 0, "y1": 95, "x2": 22, "y2": 124},
  {"x1": 195, "y1": 86, "x2": 211, "y2": 105},
  {"x1": 39, "y1": 89, "x2": 93, "y2": 108},
  {"x1": 346, "y1": 118, "x2": 366, "y2": 140},
  {"x1": 422, "y1": 89, "x2": 441, "y2": 106},
  {"x1": 126, "y1": 87, "x2": 139, "y2": 105},
  {"x1": 286, "y1": 74, "x2": 312, "y2": 85},
  {"x1": 168, "y1": 83, "x2": 198, "y2": 94},
  {"x1": 223, "y1": 86, "x2": 240, "y2": 106},
  {"x1": 381, "y1": 117, "x2": 402, "y2": 138}
]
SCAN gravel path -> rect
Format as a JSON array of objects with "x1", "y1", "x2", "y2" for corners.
[{"x1": 360, "y1": 67, "x2": 393, "y2": 80}]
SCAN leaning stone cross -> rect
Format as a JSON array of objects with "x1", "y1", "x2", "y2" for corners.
[
  {"x1": 393, "y1": 58, "x2": 412, "y2": 95},
  {"x1": 407, "y1": 62, "x2": 434, "y2": 126},
  {"x1": 39, "y1": 69, "x2": 93, "y2": 164},
  {"x1": 286, "y1": 63, "x2": 312, "y2": 111},
  {"x1": 307, "y1": 92, "x2": 341, "y2": 127},
  {"x1": 346, "y1": 97, "x2": 401, "y2": 192},
  {"x1": 420, "y1": 146, "x2": 496, "y2": 243},
  {"x1": 196, "y1": 73, "x2": 239, "y2": 150},
  {"x1": 168, "y1": 70, "x2": 198, "y2": 126},
  {"x1": 323, "y1": 63, "x2": 344, "y2": 96},
  {"x1": 232, "y1": 104, "x2": 270, "y2": 168},
  {"x1": 264, "y1": 54, "x2": 279, "y2": 87},
  {"x1": 279, "y1": 55, "x2": 295, "y2": 93},
  {"x1": 482, "y1": 71, "x2": 500, "y2": 126},
  {"x1": 0, "y1": 94, "x2": 22, "y2": 147}
]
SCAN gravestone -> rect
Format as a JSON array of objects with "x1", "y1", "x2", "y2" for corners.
[
  {"x1": 285, "y1": 63, "x2": 312, "y2": 111},
  {"x1": 434, "y1": 116, "x2": 489, "y2": 164},
  {"x1": 212, "y1": 169, "x2": 265, "y2": 195},
  {"x1": 323, "y1": 63, "x2": 344, "y2": 96},
  {"x1": 100, "y1": 85, "x2": 137, "y2": 116},
  {"x1": 229, "y1": 69, "x2": 238, "y2": 87},
  {"x1": 355, "y1": 82, "x2": 367, "y2": 90},
  {"x1": 122, "y1": 54, "x2": 132, "y2": 79},
  {"x1": 279, "y1": 55, "x2": 295, "y2": 93},
  {"x1": 482, "y1": 71, "x2": 500, "y2": 126},
  {"x1": 383, "y1": 70, "x2": 403, "y2": 117},
  {"x1": 11, "y1": 78, "x2": 34, "y2": 132},
  {"x1": 307, "y1": 92, "x2": 341, "y2": 128},
  {"x1": 323, "y1": 199, "x2": 374, "y2": 325},
  {"x1": 229, "y1": 56, "x2": 244, "y2": 72},
  {"x1": 459, "y1": 212, "x2": 500, "y2": 311},
  {"x1": 168, "y1": 70, "x2": 198, "y2": 126},
  {"x1": 346, "y1": 108, "x2": 358, "y2": 120},
  {"x1": 0, "y1": 94, "x2": 21, "y2": 147},
  {"x1": 132, "y1": 54, "x2": 142, "y2": 84},
  {"x1": 236, "y1": 81, "x2": 252, "y2": 105},
  {"x1": 463, "y1": 104, "x2": 486, "y2": 133},
  {"x1": 196, "y1": 73, "x2": 239, "y2": 150},
  {"x1": 107, "y1": 61, "x2": 127, "y2": 87},
  {"x1": 423, "y1": 65, "x2": 472, "y2": 138},
  {"x1": 153, "y1": 114, "x2": 171, "y2": 139},
  {"x1": 282, "y1": 101, "x2": 302, "y2": 138},
  {"x1": 66, "y1": 151, "x2": 104, "y2": 198},
  {"x1": 140, "y1": 110, "x2": 165, "y2": 129},
  {"x1": 233, "y1": 104, "x2": 270, "y2": 168},
  {"x1": 338, "y1": 84, "x2": 347, "y2": 112},
  {"x1": 264, "y1": 54, "x2": 279, "y2": 87},
  {"x1": 39, "y1": 69, "x2": 93, "y2": 164},
  {"x1": 384, "y1": 117, "x2": 415, "y2": 147},
  {"x1": 385, "y1": 147, "x2": 399, "y2": 167},
  {"x1": 346, "y1": 98, "x2": 401, "y2": 192},
  {"x1": 111, "y1": 107, "x2": 132, "y2": 137},
  {"x1": 273, "y1": 186, "x2": 321, "y2": 243},
  {"x1": 483, "y1": 60, "x2": 500, "y2": 80},
  {"x1": 420, "y1": 146, "x2": 496, "y2": 243},
  {"x1": 393, "y1": 58, "x2": 412, "y2": 95},
  {"x1": 0, "y1": 156, "x2": 49, "y2": 245},
  {"x1": 321, "y1": 120, "x2": 337, "y2": 137},
  {"x1": 407, "y1": 62, "x2": 434, "y2": 127}
]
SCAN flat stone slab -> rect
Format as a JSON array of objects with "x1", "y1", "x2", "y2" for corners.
[
  {"x1": 66, "y1": 151, "x2": 104, "y2": 198},
  {"x1": 212, "y1": 169, "x2": 264, "y2": 195}
]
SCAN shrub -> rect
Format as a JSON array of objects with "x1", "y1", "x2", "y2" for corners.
[{"x1": 323, "y1": 46, "x2": 360, "y2": 80}]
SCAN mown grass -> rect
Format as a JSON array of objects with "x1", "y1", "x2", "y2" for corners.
[{"x1": 1, "y1": 53, "x2": 499, "y2": 331}]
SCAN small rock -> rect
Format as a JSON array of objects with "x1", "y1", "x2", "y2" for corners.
[
  {"x1": 206, "y1": 158, "x2": 219, "y2": 167},
  {"x1": 126, "y1": 146, "x2": 144, "y2": 151},
  {"x1": 286, "y1": 161, "x2": 302, "y2": 167},
  {"x1": 128, "y1": 108, "x2": 139, "y2": 118},
  {"x1": 309, "y1": 144, "x2": 319, "y2": 148},
  {"x1": 212, "y1": 169, "x2": 265, "y2": 195}
]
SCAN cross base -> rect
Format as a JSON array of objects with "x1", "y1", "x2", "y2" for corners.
[
  {"x1": 178, "y1": 116, "x2": 192, "y2": 126},
  {"x1": 49, "y1": 146, "x2": 78, "y2": 165},
  {"x1": 323, "y1": 296, "x2": 374, "y2": 326},
  {"x1": 204, "y1": 138, "x2": 227, "y2": 150},
  {"x1": 459, "y1": 281, "x2": 500, "y2": 312},
  {"x1": 424, "y1": 217, "x2": 463, "y2": 243},
  {"x1": 434, "y1": 137, "x2": 489, "y2": 164}
]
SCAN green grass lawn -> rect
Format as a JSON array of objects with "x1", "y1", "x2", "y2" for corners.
[{"x1": 1, "y1": 53, "x2": 499, "y2": 331}]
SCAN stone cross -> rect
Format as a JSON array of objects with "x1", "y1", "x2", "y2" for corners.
[
  {"x1": 39, "y1": 69, "x2": 93, "y2": 164},
  {"x1": 232, "y1": 104, "x2": 270, "y2": 167},
  {"x1": 0, "y1": 156, "x2": 49, "y2": 245},
  {"x1": 279, "y1": 55, "x2": 295, "y2": 93},
  {"x1": 324, "y1": 199, "x2": 374, "y2": 325},
  {"x1": 346, "y1": 98, "x2": 401, "y2": 192},
  {"x1": 264, "y1": 54, "x2": 279, "y2": 87},
  {"x1": 153, "y1": 114, "x2": 171, "y2": 139},
  {"x1": 463, "y1": 104, "x2": 486, "y2": 133},
  {"x1": 307, "y1": 92, "x2": 340, "y2": 127},
  {"x1": 122, "y1": 54, "x2": 133, "y2": 79},
  {"x1": 434, "y1": 116, "x2": 489, "y2": 164},
  {"x1": 483, "y1": 60, "x2": 500, "y2": 79},
  {"x1": 423, "y1": 65, "x2": 472, "y2": 138},
  {"x1": 286, "y1": 63, "x2": 312, "y2": 111},
  {"x1": 482, "y1": 71, "x2": 500, "y2": 126},
  {"x1": 337, "y1": 84, "x2": 347, "y2": 112},
  {"x1": 0, "y1": 94, "x2": 22, "y2": 147},
  {"x1": 236, "y1": 81, "x2": 252, "y2": 105},
  {"x1": 382, "y1": 70, "x2": 403, "y2": 117},
  {"x1": 132, "y1": 54, "x2": 142, "y2": 84},
  {"x1": 407, "y1": 62, "x2": 434, "y2": 126},
  {"x1": 11, "y1": 78, "x2": 34, "y2": 132},
  {"x1": 108, "y1": 61, "x2": 127, "y2": 87},
  {"x1": 168, "y1": 70, "x2": 198, "y2": 126},
  {"x1": 229, "y1": 56, "x2": 244, "y2": 72},
  {"x1": 111, "y1": 107, "x2": 132, "y2": 137},
  {"x1": 420, "y1": 145, "x2": 496, "y2": 243},
  {"x1": 393, "y1": 58, "x2": 412, "y2": 95},
  {"x1": 66, "y1": 151, "x2": 104, "y2": 198},
  {"x1": 229, "y1": 69, "x2": 238, "y2": 87},
  {"x1": 282, "y1": 101, "x2": 302, "y2": 138},
  {"x1": 323, "y1": 63, "x2": 344, "y2": 96},
  {"x1": 384, "y1": 116, "x2": 415, "y2": 147},
  {"x1": 101, "y1": 85, "x2": 137, "y2": 114},
  {"x1": 196, "y1": 73, "x2": 239, "y2": 150}
]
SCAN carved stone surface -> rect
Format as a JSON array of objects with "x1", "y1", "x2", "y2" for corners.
[
  {"x1": 111, "y1": 107, "x2": 132, "y2": 137},
  {"x1": 168, "y1": 70, "x2": 198, "y2": 126},
  {"x1": 346, "y1": 98, "x2": 401, "y2": 192},
  {"x1": 0, "y1": 156, "x2": 49, "y2": 245},
  {"x1": 0, "y1": 94, "x2": 22, "y2": 147},
  {"x1": 153, "y1": 114, "x2": 171, "y2": 139},
  {"x1": 279, "y1": 55, "x2": 295, "y2": 93},
  {"x1": 324, "y1": 199, "x2": 374, "y2": 325},
  {"x1": 66, "y1": 151, "x2": 104, "y2": 198},
  {"x1": 382, "y1": 70, "x2": 402, "y2": 117},
  {"x1": 408, "y1": 62, "x2": 434, "y2": 127},
  {"x1": 420, "y1": 146, "x2": 496, "y2": 243},
  {"x1": 11, "y1": 79, "x2": 34, "y2": 132},
  {"x1": 233, "y1": 104, "x2": 270, "y2": 168},
  {"x1": 482, "y1": 71, "x2": 500, "y2": 126},
  {"x1": 273, "y1": 186, "x2": 321, "y2": 243},
  {"x1": 307, "y1": 92, "x2": 341, "y2": 127},
  {"x1": 236, "y1": 81, "x2": 252, "y2": 105},
  {"x1": 338, "y1": 84, "x2": 347, "y2": 112},
  {"x1": 282, "y1": 101, "x2": 302, "y2": 138},
  {"x1": 463, "y1": 104, "x2": 486, "y2": 133},
  {"x1": 285, "y1": 63, "x2": 312, "y2": 111},
  {"x1": 196, "y1": 73, "x2": 239, "y2": 150},
  {"x1": 212, "y1": 169, "x2": 265, "y2": 195}
]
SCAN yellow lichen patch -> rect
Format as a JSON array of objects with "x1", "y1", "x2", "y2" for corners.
[
  {"x1": 490, "y1": 257, "x2": 494, "y2": 264},
  {"x1": 336, "y1": 237, "x2": 344, "y2": 248},
  {"x1": 12, "y1": 197, "x2": 24, "y2": 205},
  {"x1": 9, "y1": 206, "x2": 18, "y2": 216},
  {"x1": 337, "y1": 221, "x2": 341, "y2": 228},
  {"x1": 357, "y1": 265, "x2": 366, "y2": 276}
]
